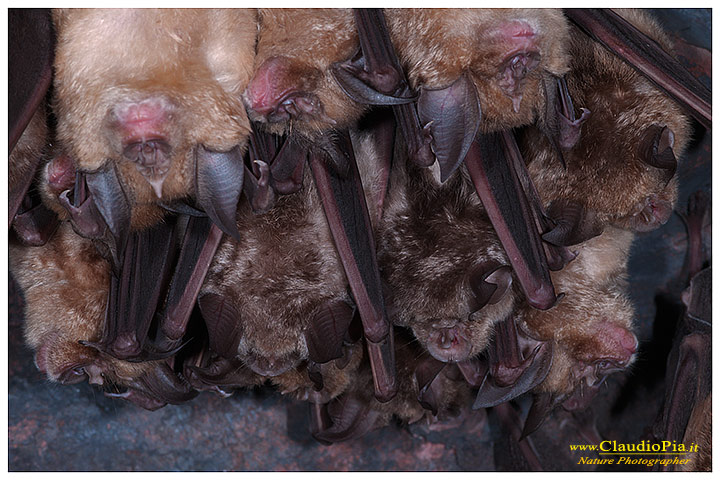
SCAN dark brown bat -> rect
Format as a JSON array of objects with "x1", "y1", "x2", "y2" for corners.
[
  {"x1": 244, "y1": 9, "x2": 398, "y2": 401},
  {"x1": 52, "y1": 9, "x2": 257, "y2": 239},
  {"x1": 333, "y1": 9, "x2": 571, "y2": 310},
  {"x1": 519, "y1": 9, "x2": 692, "y2": 246},
  {"x1": 650, "y1": 192, "x2": 711, "y2": 472},
  {"x1": 378, "y1": 150, "x2": 515, "y2": 365},
  {"x1": 195, "y1": 131, "x2": 385, "y2": 392},
  {"x1": 9, "y1": 105, "x2": 60, "y2": 246},
  {"x1": 313, "y1": 328, "x2": 475, "y2": 443},
  {"x1": 9, "y1": 8, "x2": 54, "y2": 153},
  {"x1": 10, "y1": 222, "x2": 196, "y2": 410}
]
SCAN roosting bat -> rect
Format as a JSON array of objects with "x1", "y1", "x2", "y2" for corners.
[
  {"x1": 313, "y1": 328, "x2": 475, "y2": 443},
  {"x1": 10, "y1": 222, "x2": 196, "y2": 411},
  {"x1": 244, "y1": 8, "x2": 398, "y2": 401},
  {"x1": 52, "y1": 9, "x2": 257, "y2": 238},
  {"x1": 378, "y1": 148, "x2": 515, "y2": 365},
  {"x1": 194, "y1": 130, "x2": 385, "y2": 401},
  {"x1": 519, "y1": 9, "x2": 692, "y2": 246},
  {"x1": 333, "y1": 9, "x2": 573, "y2": 310},
  {"x1": 9, "y1": 106, "x2": 60, "y2": 246}
]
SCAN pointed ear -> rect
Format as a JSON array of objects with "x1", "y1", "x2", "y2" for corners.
[
  {"x1": 639, "y1": 125, "x2": 677, "y2": 185},
  {"x1": 304, "y1": 299, "x2": 355, "y2": 364},
  {"x1": 542, "y1": 199, "x2": 604, "y2": 247},
  {"x1": 467, "y1": 262, "x2": 513, "y2": 313}
]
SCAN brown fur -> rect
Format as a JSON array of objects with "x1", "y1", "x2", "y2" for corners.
[
  {"x1": 520, "y1": 227, "x2": 637, "y2": 399},
  {"x1": 10, "y1": 222, "x2": 172, "y2": 392},
  {"x1": 52, "y1": 9, "x2": 256, "y2": 228},
  {"x1": 520, "y1": 9, "x2": 691, "y2": 231},
  {"x1": 385, "y1": 9, "x2": 570, "y2": 132},
  {"x1": 244, "y1": 9, "x2": 366, "y2": 137},
  {"x1": 378, "y1": 154, "x2": 514, "y2": 363},
  {"x1": 200, "y1": 130, "x2": 385, "y2": 399}
]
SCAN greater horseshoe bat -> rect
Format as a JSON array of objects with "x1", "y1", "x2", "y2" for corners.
[
  {"x1": 244, "y1": 9, "x2": 365, "y2": 137},
  {"x1": 378, "y1": 150, "x2": 515, "y2": 365},
  {"x1": 10, "y1": 222, "x2": 196, "y2": 411},
  {"x1": 52, "y1": 9, "x2": 257, "y2": 238},
  {"x1": 519, "y1": 9, "x2": 692, "y2": 246},
  {"x1": 333, "y1": 9, "x2": 570, "y2": 310},
  {"x1": 513, "y1": 228, "x2": 638, "y2": 435},
  {"x1": 9, "y1": 106, "x2": 60, "y2": 246}
]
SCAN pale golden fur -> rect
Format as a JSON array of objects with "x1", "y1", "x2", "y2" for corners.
[
  {"x1": 520, "y1": 227, "x2": 637, "y2": 397},
  {"x1": 385, "y1": 9, "x2": 570, "y2": 132},
  {"x1": 246, "y1": 9, "x2": 366, "y2": 136},
  {"x1": 52, "y1": 9, "x2": 256, "y2": 227},
  {"x1": 10, "y1": 223, "x2": 169, "y2": 388}
]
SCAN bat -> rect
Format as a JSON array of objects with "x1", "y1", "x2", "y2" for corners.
[
  {"x1": 333, "y1": 9, "x2": 572, "y2": 310},
  {"x1": 312, "y1": 328, "x2": 475, "y2": 443},
  {"x1": 10, "y1": 222, "x2": 196, "y2": 411},
  {"x1": 52, "y1": 8, "x2": 257, "y2": 240},
  {"x1": 194, "y1": 130, "x2": 386, "y2": 398},
  {"x1": 9, "y1": 105, "x2": 60, "y2": 246},
  {"x1": 378, "y1": 147, "x2": 515, "y2": 365},
  {"x1": 650, "y1": 192, "x2": 711, "y2": 472},
  {"x1": 519, "y1": 9, "x2": 692, "y2": 247},
  {"x1": 244, "y1": 9, "x2": 398, "y2": 401},
  {"x1": 516, "y1": 227, "x2": 638, "y2": 436}
]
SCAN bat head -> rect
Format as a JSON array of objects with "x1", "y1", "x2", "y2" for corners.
[
  {"x1": 52, "y1": 9, "x2": 256, "y2": 229},
  {"x1": 385, "y1": 8, "x2": 570, "y2": 131},
  {"x1": 244, "y1": 9, "x2": 366, "y2": 137}
]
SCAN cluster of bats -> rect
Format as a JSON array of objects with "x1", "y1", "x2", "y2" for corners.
[{"x1": 8, "y1": 8, "x2": 712, "y2": 464}]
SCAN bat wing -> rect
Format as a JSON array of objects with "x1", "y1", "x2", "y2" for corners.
[
  {"x1": 309, "y1": 130, "x2": 397, "y2": 402},
  {"x1": 9, "y1": 8, "x2": 54, "y2": 152},
  {"x1": 195, "y1": 145, "x2": 244, "y2": 241},
  {"x1": 465, "y1": 131, "x2": 558, "y2": 310},
  {"x1": 473, "y1": 317, "x2": 553, "y2": 409},
  {"x1": 305, "y1": 299, "x2": 356, "y2": 365}
]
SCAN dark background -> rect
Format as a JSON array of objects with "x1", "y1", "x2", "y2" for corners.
[{"x1": 8, "y1": 9, "x2": 711, "y2": 471}]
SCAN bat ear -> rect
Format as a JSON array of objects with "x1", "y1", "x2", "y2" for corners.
[
  {"x1": 198, "y1": 293, "x2": 243, "y2": 359},
  {"x1": 467, "y1": 262, "x2": 513, "y2": 313},
  {"x1": 414, "y1": 356, "x2": 447, "y2": 415},
  {"x1": 417, "y1": 73, "x2": 482, "y2": 182},
  {"x1": 195, "y1": 144, "x2": 244, "y2": 241},
  {"x1": 639, "y1": 125, "x2": 677, "y2": 185},
  {"x1": 243, "y1": 160, "x2": 276, "y2": 214},
  {"x1": 304, "y1": 299, "x2": 355, "y2": 364},
  {"x1": 542, "y1": 199, "x2": 604, "y2": 247}
]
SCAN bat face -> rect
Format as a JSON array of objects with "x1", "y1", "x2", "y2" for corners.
[
  {"x1": 10, "y1": 222, "x2": 194, "y2": 410},
  {"x1": 385, "y1": 8, "x2": 570, "y2": 132},
  {"x1": 243, "y1": 9, "x2": 366, "y2": 137},
  {"x1": 522, "y1": 10, "x2": 691, "y2": 236},
  {"x1": 52, "y1": 9, "x2": 256, "y2": 228},
  {"x1": 521, "y1": 228, "x2": 638, "y2": 406},
  {"x1": 379, "y1": 160, "x2": 514, "y2": 363}
]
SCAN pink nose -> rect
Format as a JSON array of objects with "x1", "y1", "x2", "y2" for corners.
[{"x1": 245, "y1": 56, "x2": 296, "y2": 115}]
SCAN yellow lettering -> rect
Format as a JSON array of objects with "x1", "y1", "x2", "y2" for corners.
[
  {"x1": 662, "y1": 441, "x2": 671, "y2": 452},
  {"x1": 600, "y1": 440, "x2": 612, "y2": 452}
]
